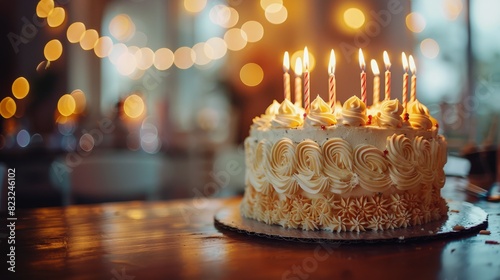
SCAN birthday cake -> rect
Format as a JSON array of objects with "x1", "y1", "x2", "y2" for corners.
[{"x1": 240, "y1": 51, "x2": 448, "y2": 232}]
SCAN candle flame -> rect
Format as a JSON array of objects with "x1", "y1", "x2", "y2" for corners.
[
  {"x1": 402, "y1": 52, "x2": 409, "y2": 72},
  {"x1": 328, "y1": 49, "x2": 336, "y2": 75},
  {"x1": 383, "y1": 51, "x2": 391, "y2": 70},
  {"x1": 283, "y1": 51, "x2": 290, "y2": 72},
  {"x1": 294, "y1": 57, "x2": 303, "y2": 76},
  {"x1": 303, "y1": 46, "x2": 310, "y2": 70},
  {"x1": 358, "y1": 48, "x2": 365, "y2": 71},
  {"x1": 409, "y1": 55, "x2": 416, "y2": 75},
  {"x1": 370, "y1": 59, "x2": 380, "y2": 76}
]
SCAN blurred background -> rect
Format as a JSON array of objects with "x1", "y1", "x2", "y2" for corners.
[{"x1": 0, "y1": 0, "x2": 499, "y2": 208}]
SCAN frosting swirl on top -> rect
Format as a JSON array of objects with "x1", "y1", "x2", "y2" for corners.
[
  {"x1": 377, "y1": 99, "x2": 403, "y2": 128},
  {"x1": 342, "y1": 96, "x2": 367, "y2": 126},
  {"x1": 271, "y1": 99, "x2": 303, "y2": 128},
  {"x1": 407, "y1": 100, "x2": 432, "y2": 130},
  {"x1": 305, "y1": 96, "x2": 337, "y2": 127},
  {"x1": 252, "y1": 100, "x2": 280, "y2": 128}
]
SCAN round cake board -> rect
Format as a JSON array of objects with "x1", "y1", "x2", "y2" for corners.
[{"x1": 214, "y1": 200, "x2": 488, "y2": 244}]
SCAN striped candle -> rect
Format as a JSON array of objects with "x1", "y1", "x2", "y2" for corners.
[
  {"x1": 294, "y1": 57, "x2": 302, "y2": 107},
  {"x1": 383, "y1": 51, "x2": 391, "y2": 100},
  {"x1": 303, "y1": 47, "x2": 310, "y2": 113},
  {"x1": 402, "y1": 52, "x2": 409, "y2": 109},
  {"x1": 409, "y1": 55, "x2": 417, "y2": 102},
  {"x1": 359, "y1": 49, "x2": 366, "y2": 104},
  {"x1": 283, "y1": 52, "x2": 291, "y2": 101},
  {"x1": 328, "y1": 49, "x2": 336, "y2": 108}
]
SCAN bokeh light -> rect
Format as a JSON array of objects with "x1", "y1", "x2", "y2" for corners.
[
  {"x1": 47, "y1": 7, "x2": 66, "y2": 28},
  {"x1": 444, "y1": 0, "x2": 463, "y2": 20},
  {"x1": 224, "y1": 28, "x2": 248, "y2": 51},
  {"x1": 192, "y1": 42, "x2": 213, "y2": 66},
  {"x1": 80, "y1": 29, "x2": 99, "y2": 50},
  {"x1": 240, "y1": 63, "x2": 264, "y2": 87},
  {"x1": 260, "y1": 0, "x2": 282, "y2": 10},
  {"x1": 241, "y1": 21, "x2": 264, "y2": 43},
  {"x1": 12, "y1": 77, "x2": 30, "y2": 99},
  {"x1": 343, "y1": 8, "x2": 365, "y2": 29},
  {"x1": 154, "y1": 48, "x2": 174, "y2": 70},
  {"x1": 174, "y1": 47, "x2": 196, "y2": 69},
  {"x1": 123, "y1": 94, "x2": 145, "y2": 119},
  {"x1": 94, "y1": 36, "x2": 114, "y2": 58},
  {"x1": 406, "y1": 12, "x2": 426, "y2": 33},
  {"x1": 109, "y1": 14, "x2": 135, "y2": 42},
  {"x1": 0, "y1": 97, "x2": 16, "y2": 119},
  {"x1": 36, "y1": 0, "x2": 54, "y2": 18},
  {"x1": 184, "y1": 0, "x2": 207, "y2": 13},
  {"x1": 44, "y1": 39, "x2": 63, "y2": 61},
  {"x1": 79, "y1": 133, "x2": 95, "y2": 152},
  {"x1": 67, "y1": 22, "x2": 86, "y2": 43},
  {"x1": 70, "y1": 89, "x2": 86, "y2": 114},
  {"x1": 291, "y1": 50, "x2": 316, "y2": 72},
  {"x1": 265, "y1": 4, "x2": 288, "y2": 24},
  {"x1": 109, "y1": 43, "x2": 128, "y2": 65},
  {"x1": 116, "y1": 51, "x2": 137, "y2": 76},
  {"x1": 206, "y1": 37, "x2": 227, "y2": 60},
  {"x1": 420, "y1": 38, "x2": 440, "y2": 59},
  {"x1": 57, "y1": 94, "x2": 76, "y2": 117},
  {"x1": 16, "y1": 129, "x2": 30, "y2": 148},
  {"x1": 135, "y1": 47, "x2": 155, "y2": 70},
  {"x1": 209, "y1": 5, "x2": 239, "y2": 28}
]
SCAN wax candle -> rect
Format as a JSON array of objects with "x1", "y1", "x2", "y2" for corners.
[
  {"x1": 303, "y1": 47, "x2": 310, "y2": 113},
  {"x1": 328, "y1": 49, "x2": 336, "y2": 109},
  {"x1": 383, "y1": 51, "x2": 391, "y2": 100},
  {"x1": 401, "y1": 52, "x2": 409, "y2": 109},
  {"x1": 359, "y1": 49, "x2": 366, "y2": 104},
  {"x1": 409, "y1": 55, "x2": 417, "y2": 102},
  {"x1": 370, "y1": 59, "x2": 380, "y2": 106},
  {"x1": 294, "y1": 57, "x2": 303, "y2": 107},
  {"x1": 283, "y1": 51, "x2": 291, "y2": 101}
]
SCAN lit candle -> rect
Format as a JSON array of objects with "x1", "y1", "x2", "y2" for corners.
[
  {"x1": 294, "y1": 57, "x2": 303, "y2": 107},
  {"x1": 359, "y1": 49, "x2": 366, "y2": 104},
  {"x1": 283, "y1": 51, "x2": 291, "y2": 101},
  {"x1": 409, "y1": 55, "x2": 417, "y2": 102},
  {"x1": 370, "y1": 59, "x2": 380, "y2": 106},
  {"x1": 383, "y1": 51, "x2": 391, "y2": 100},
  {"x1": 303, "y1": 46, "x2": 310, "y2": 113},
  {"x1": 328, "y1": 49, "x2": 336, "y2": 108}
]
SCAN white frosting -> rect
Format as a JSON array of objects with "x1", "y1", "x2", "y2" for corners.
[
  {"x1": 305, "y1": 96, "x2": 337, "y2": 127},
  {"x1": 342, "y1": 96, "x2": 367, "y2": 126},
  {"x1": 271, "y1": 99, "x2": 303, "y2": 128},
  {"x1": 252, "y1": 99, "x2": 280, "y2": 129},
  {"x1": 377, "y1": 99, "x2": 403, "y2": 128},
  {"x1": 407, "y1": 100, "x2": 432, "y2": 130}
]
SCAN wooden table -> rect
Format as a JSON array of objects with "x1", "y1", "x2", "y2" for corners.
[{"x1": 1, "y1": 178, "x2": 499, "y2": 280}]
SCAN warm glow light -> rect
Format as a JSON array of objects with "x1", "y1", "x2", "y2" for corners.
[
  {"x1": 184, "y1": 0, "x2": 207, "y2": 13},
  {"x1": 174, "y1": 47, "x2": 196, "y2": 69},
  {"x1": 108, "y1": 43, "x2": 128, "y2": 65},
  {"x1": 135, "y1": 47, "x2": 155, "y2": 70},
  {"x1": 420, "y1": 38, "x2": 440, "y2": 59},
  {"x1": 57, "y1": 94, "x2": 76, "y2": 117},
  {"x1": 291, "y1": 50, "x2": 316, "y2": 72},
  {"x1": 192, "y1": 42, "x2": 213, "y2": 66},
  {"x1": 154, "y1": 48, "x2": 174, "y2": 70},
  {"x1": 294, "y1": 57, "x2": 302, "y2": 75},
  {"x1": 328, "y1": 49, "x2": 336, "y2": 75},
  {"x1": 406, "y1": 12, "x2": 426, "y2": 33},
  {"x1": 12, "y1": 77, "x2": 30, "y2": 99},
  {"x1": 209, "y1": 5, "x2": 239, "y2": 28},
  {"x1": 224, "y1": 28, "x2": 248, "y2": 51},
  {"x1": 444, "y1": 0, "x2": 463, "y2": 20},
  {"x1": 402, "y1": 52, "x2": 409, "y2": 72},
  {"x1": 67, "y1": 22, "x2": 86, "y2": 43},
  {"x1": 116, "y1": 51, "x2": 137, "y2": 76},
  {"x1": 260, "y1": 0, "x2": 283, "y2": 10},
  {"x1": 70, "y1": 89, "x2": 86, "y2": 114},
  {"x1": 44, "y1": 39, "x2": 63, "y2": 61},
  {"x1": 383, "y1": 51, "x2": 391, "y2": 69},
  {"x1": 265, "y1": 3, "x2": 288, "y2": 24},
  {"x1": 123, "y1": 94, "x2": 145, "y2": 119},
  {"x1": 37, "y1": 0, "x2": 54, "y2": 18},
  {"x1": 240, "y1": 63, "x2": 264, "y2": 87},
  {"x1": 94, "y1": 36, "x2": 114, "y2": 58},
  {"x1": 344, "y1": 8, "x2": 365, "y2": 29},
  {"x1": 47, "y1": 7, "x2": 66, "y2": 28},
  {"x1": 80, "y1": 29, "x2": 99, "y2": 50},
  {"x1": 283, "y1": 52, "x2": 290, "y2": 72},
  {"x1": 358, "y1": 48, "x2": 365, "y2": 70},
  {"x1": 409, "y1": 55, "x2": 417, "y2": 75},
  {"x1": 371, "y1": 59, "x2": 380, "y2": 75},
  {"x1": 206, "y1": 37, "x2": 227, "y2": 60},
  {"x1": 0, "y1": 97, "x2": 16, "y2": 119},
  {"x1": 109, "y1": 14, "x2": 135, "y2": 42},
  {"x1": 241, "y1": 21, "x2": 264, "y2": 43}
]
